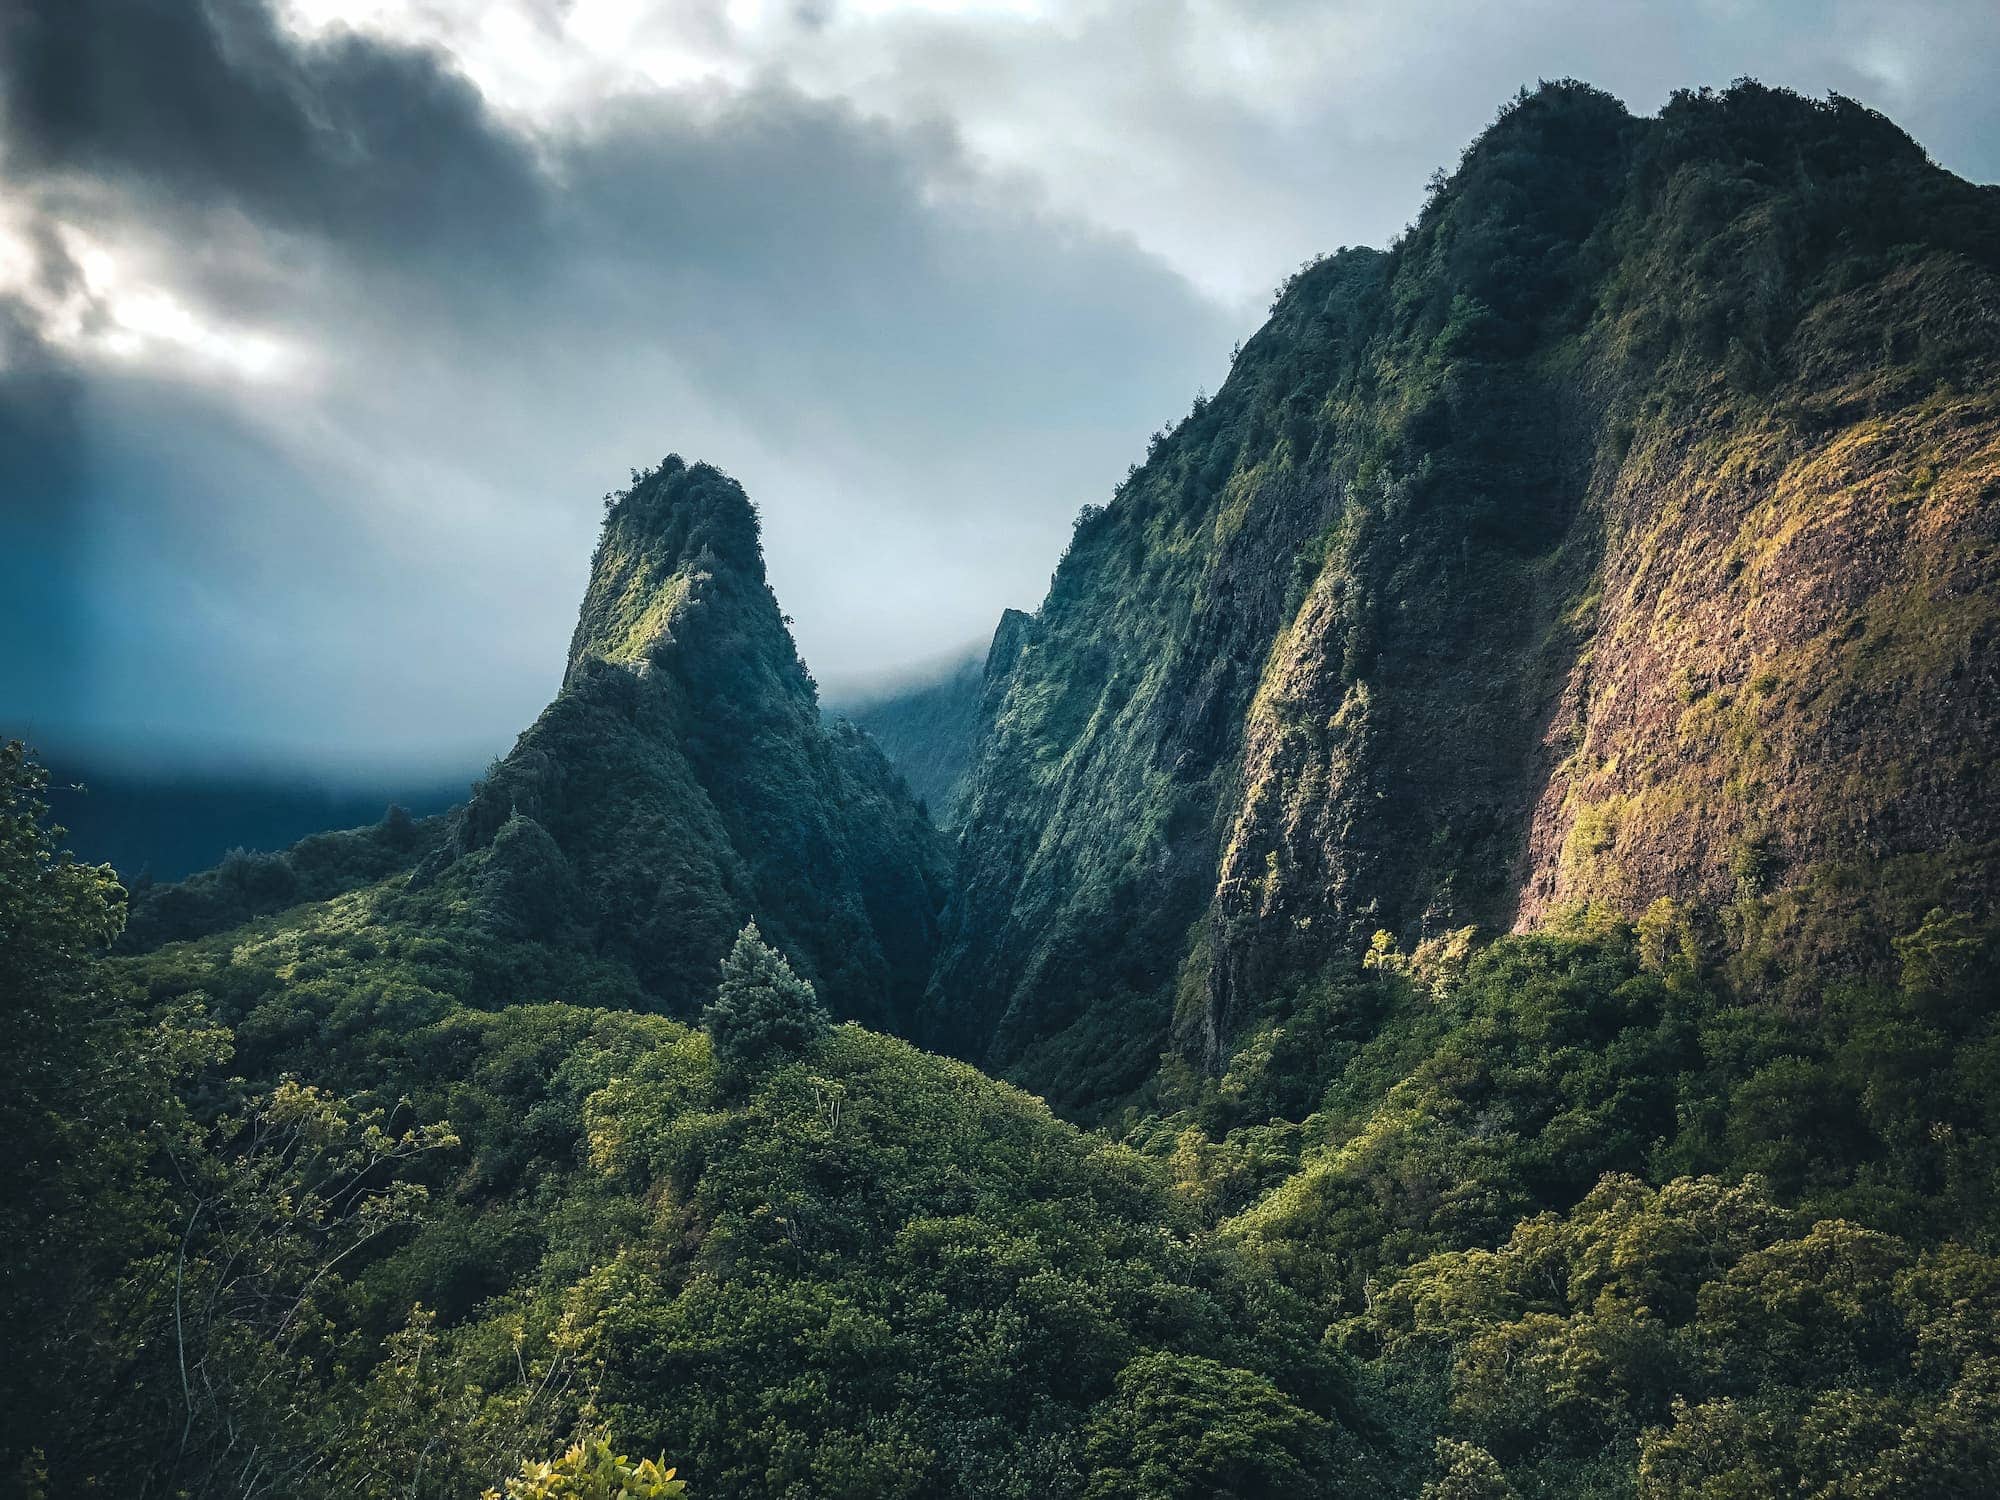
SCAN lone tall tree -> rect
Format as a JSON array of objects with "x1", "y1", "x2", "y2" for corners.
[{"x1": 703, "y1": 921, "x2": 828, "y2": 1093}]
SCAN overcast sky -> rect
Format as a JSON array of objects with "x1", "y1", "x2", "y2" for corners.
[{"x1": 4, "y1": 0, "x2": 1997, "y2": 778}]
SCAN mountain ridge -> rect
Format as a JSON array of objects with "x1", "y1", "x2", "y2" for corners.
[
  {"x1": 925, "y1": 79, "x2": 2000, "y2": 1107},
  {"x1": 113, "y1": 84, "x2": 2000, "y2": 1110}
]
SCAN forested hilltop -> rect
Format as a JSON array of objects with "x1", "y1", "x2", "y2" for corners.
[{"x1": 8, "y1": 80, "x2": 2000, "y2": 1500}]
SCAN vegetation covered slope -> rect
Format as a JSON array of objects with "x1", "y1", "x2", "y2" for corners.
[
  {"x1": 46, "y1": 761, "x2": 465, "y2": 884},
  {"x1": 14, "y1": 734, "x2": 2000, "y2": 1499},
  {"x1": 933, "y1": 81, "x2": 2000, "y2": 1108},
  {"x1": 115, "y1": 801, "x2": 454, "y2": 947},
  {"x1": 6, "y1": 744, "x2": 1373, "y2": 1498},
  {"x1": 1137, "y1": 896, "x2": 2000, "y2": 1498}
]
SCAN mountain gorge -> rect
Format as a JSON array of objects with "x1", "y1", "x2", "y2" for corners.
[
  {"x1": 11, "y1": 79, "x2": 2000, "y2": 1500},
  {"x1": 842, "y1": 616, "x2": 1028, "y2": 827}
]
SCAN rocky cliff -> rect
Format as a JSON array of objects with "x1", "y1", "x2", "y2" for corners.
[{"x1": 932, "y1": 81, "x2": 2000, "y2": 1106}]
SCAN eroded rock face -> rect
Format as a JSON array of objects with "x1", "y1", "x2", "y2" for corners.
[
  {"x1": 1520, "y1": 259, "x2": 2000, "y2": 943},
  {"x1": 935, "y1": 82, "x2": 2000, "y2": 1098}
]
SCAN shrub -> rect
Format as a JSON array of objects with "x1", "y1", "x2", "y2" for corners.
[
  {"x1": 486, "y1": 1435, "x2": 686, "y2": 1499},
  {"x1": 702, "y1": 922, "x2": 829, "y2": 1094}
]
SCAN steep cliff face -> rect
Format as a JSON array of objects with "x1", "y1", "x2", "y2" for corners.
[
  {"x1": 926, "y1": 251, "x2": 1380, "y2": 1104},
  {"x1": 935, "y1": 81, "x2": 2000, "y2": 1104},
  {"x1": 1516, "y1": 251, "x2": 2000, "y2": 964},
  {"x1": 414, "y1": 457, "x2": 951, "y2": 1027}
]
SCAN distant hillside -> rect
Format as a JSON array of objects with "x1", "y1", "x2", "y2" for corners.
[
  {"x1": 843, "y1": 609, "x2": 1034, "y2": 825},
  {"x1": 41, "y1": 760, "x2": 467, "y2": 880}
]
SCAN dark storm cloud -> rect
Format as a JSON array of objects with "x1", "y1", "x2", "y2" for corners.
[
  {"x1": 0, "y1": 0, "x2": 1233, "y2": 771},
  {"x1": 1, "y1": 0, "x2": 546, "y2": 262},
  {"x1": 559, "y1": 87, "x2": 1222, "y2": 480},
  {"x1": 4, "y1": 0, "x2": 1995, "y2": 777},
  {"x1": 0, "y1": 0, "x2": 555, "y2": 765}
]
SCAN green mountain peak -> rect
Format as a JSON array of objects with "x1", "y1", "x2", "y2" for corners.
[{"x1": 565, "y1": 455, "x2": 779, "y2": 684}]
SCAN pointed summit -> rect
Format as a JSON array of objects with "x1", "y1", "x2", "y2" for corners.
[
  {"x1": 415, "y1": 456, "x2": 948, "y2": 1025},
  {"x1": 566, "y1": 456, "x2": 772, "y2": 684}
]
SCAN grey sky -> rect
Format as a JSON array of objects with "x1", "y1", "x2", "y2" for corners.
[{"x1": 3, "y1": 0, "x2": 1996, "y2": 776}]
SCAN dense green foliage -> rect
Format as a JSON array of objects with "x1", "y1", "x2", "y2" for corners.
[
  {"x1": 7, "y1": 744, "x2": 1364, "y2": 1494},
  {"x1": 17, "y1": 721, "x2": 2000, "y2": 1495},
  {"x1": 487, "y1": 1436, "x2": 687, "y2": 1499},
  {"x1": 1, "y1": 742, "x2": 481, "y2": 1497},
  {"x1": 2, "y1": 739, "x2": 177, "y2": 1470},
  {"x1": 1190, "y1": 897, "x2": 2000, "y2": 1493},
  {"x1": 10, "y1": 77, "x2": 2000, "y2": 1500}
]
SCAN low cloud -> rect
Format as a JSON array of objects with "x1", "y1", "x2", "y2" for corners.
[{"x1": 1, "y1": 0, "x2": 1232, "y2": 771}]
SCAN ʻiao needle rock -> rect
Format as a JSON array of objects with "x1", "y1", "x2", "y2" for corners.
[
  {"x1": 415, "y1": 457, "x2": 951, "y2": 1034},
  {"x1": 9, "y1": 74, "x2": 2000, "y2": 1500}
]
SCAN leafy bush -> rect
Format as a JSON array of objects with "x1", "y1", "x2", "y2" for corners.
[
  {"x1": 1081, "y1": 1353, "x2": 1341, "y2": 1499},
  {"x1": 487, "y1": 1436, "x2": 687, "y2": 1499}
]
